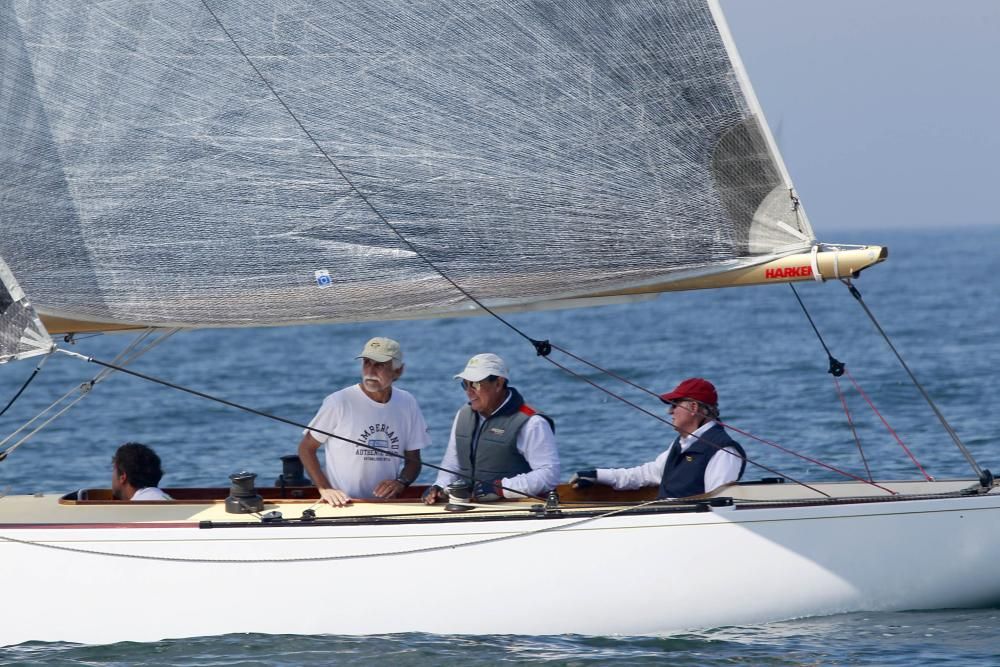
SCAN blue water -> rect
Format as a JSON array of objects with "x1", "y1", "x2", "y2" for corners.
[{"x1": 2, "y1": 225, "x2": 999, "y2": 664}]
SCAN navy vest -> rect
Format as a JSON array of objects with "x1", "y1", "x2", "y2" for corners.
[
  {"x1": 454, "y1": 386, "x2": 553, "y2": 484},
  {"x1": 657, "y1": 423, "x2": 746, "y2": 499}
]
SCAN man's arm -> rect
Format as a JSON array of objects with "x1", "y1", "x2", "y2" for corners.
[
  {"x1": 595, "y1": 448, "x2": 670, "y2": 490},
  {"x1": 703, "y1": 447, "x2": 744, "y2": 493},
  {"x1": 298, "y1": 432, "x2": 352, "y2": 507},
  {"x1": 372, "y1": 449, "x2": 422, "y2": 499},
  {"x1": 501, "y1": 416, "x2": 560, "y2": 497}
]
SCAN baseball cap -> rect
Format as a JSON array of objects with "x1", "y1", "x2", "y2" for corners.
[
  {"x1": 659, "y1": 377, "x2": 717, "y2": 406},
  {"x1": 454, "y1": 353, "x2": 510, "y2": 382},
  {"x1": 356, "y1": 337, "x2": 402, "y2": 364}
]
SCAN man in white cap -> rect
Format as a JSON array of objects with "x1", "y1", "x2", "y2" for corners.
[
  {"x1": 298, "y1": 337, "x2": 429, "y2": 507},
  {"x1": 423, "y1": 353, "x2": 559, "y2": 503}
]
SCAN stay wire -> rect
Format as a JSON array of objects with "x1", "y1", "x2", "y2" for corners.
[
  {"x1": 789, "y1": 284, "x2": 844, "y2": 377},
  {"x1": 197, "y1": 2, "x2": 883, "y2": 497},
  {"x1": 0, "y1": 353, "x2": 50, "y2": 418},
  {"x1": 0, "y1": 330, "x2": 177, "y2": 462},
  {"x1": 541, "y1": 354, "x2": 834, "y2": 497},
  {"x1": 54, "y1": 348, "x2": 545, "y2": 503},
  {"x1": 842, "y1": 278, "x2": 982, "y2": 479},
  {"x1": 832, "y1": 374, "x2": 873, "y2": 482},
  {"x1": 198, "y1": 0, "x2": 550, "y2": 358}
]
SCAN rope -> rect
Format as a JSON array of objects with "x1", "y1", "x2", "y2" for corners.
[
  {"x1": 832, "y1": 374, "x2": 872, "y2": 482},
  {"x1": 198, "y1": 0, "x2": 550, "y2": 357},
  {"x1": 0, "y1": 497, "x2": 678, "y2": 564},
  {"x1": 843, "y1": 368, "x2": 932, "y2": 482},
  {"x1": 0, "y1": 330, "x2": 177, "y2": 462},
  {"x1": 843, "y1": 279, "x2": 982, "y2": 479},
  {"x1": 538, "y1": 352, "x2": 831, "y2": 496},
  {"x1": 0, "y1": 353, "x2": 49, "y2": 417},
  {"x1": 54, "y1": 348, "x2": 545, "y2": 503},
  {"x1": 789, "y1": 284, "x2": 844, "y2": 377}
]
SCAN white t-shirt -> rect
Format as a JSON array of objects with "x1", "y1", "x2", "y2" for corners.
[
  {"x1": 305, "y1": 384, "x2": 430, "y2": 498},
  {"x1": 131, "y1": 487, "x2": 172, "y2": 501}
]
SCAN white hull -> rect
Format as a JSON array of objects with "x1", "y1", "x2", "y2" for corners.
[{"x1": 3, "y1": 481, "x2": 1000, "y2": 645}]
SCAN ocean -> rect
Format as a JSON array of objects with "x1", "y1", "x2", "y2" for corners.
[{"x1": 1, "y1": 225, "x2": 999, "y2": 665}]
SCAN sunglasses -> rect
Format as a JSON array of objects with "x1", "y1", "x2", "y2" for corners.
[{"x1": 461, "y1": 375, "x2": 498, "y2": 391}]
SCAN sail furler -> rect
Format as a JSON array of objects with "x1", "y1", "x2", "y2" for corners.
[{"x1": 2, "y1": 0, "x2": 818, "y2": 330}]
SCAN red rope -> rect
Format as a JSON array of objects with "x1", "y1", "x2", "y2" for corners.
[
  {"x1": 843, "y1": 367, "x2": 933, "y2": 481},
  {"x1": 833, "y1": 373, "x2": 873, "y2": 482},
  {"x1": 546, "y1": 344, "x2": 897, "y2": 494}
]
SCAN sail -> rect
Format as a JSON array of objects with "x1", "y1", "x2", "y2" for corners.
[
  {"x1": 0, "y1": 0, "x2": 814, "y2": 330},
  {"x1": 0, "y1": 258, "x2": 51, "y2": 363}
]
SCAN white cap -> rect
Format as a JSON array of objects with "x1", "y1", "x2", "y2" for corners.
[
  {"x1": 356, "y1": 337, "x2": 402, "y2": 364},
  {"x1": 454, "y1": 353, "x2": 510, "y2": 382}
]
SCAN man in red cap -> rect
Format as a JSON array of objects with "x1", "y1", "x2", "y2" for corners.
[{"x1": 570, "y1": 377, "x2": 746, "y2": 498}]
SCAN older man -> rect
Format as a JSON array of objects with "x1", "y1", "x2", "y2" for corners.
[
  {"x1": 298, "y1": 337, "x2": 428, "y2": 507},
  {"x1": 571, "y1": 377, "x2": 745, "y2": 498},
  {"x1": 112, "y1": 442, "x2": 172, "y2": 501},
  {"x1": 423, "y1": 353, "x2": 559, "y2": 503}
]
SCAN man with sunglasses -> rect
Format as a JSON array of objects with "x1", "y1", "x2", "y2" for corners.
[
  {"x1": 298, "y1": 337, "x2": 429, "y2": 507},
  {"x1": 422, "y1": 353, "x2": 559, "y2": 504},
  {"x1": 570, "y1": 377, "x2": 745, "y2": 498}
]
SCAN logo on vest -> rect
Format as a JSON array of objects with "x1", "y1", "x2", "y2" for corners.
[{"x1": 489, "y1": 427, "x2": 505, "y2": 435}]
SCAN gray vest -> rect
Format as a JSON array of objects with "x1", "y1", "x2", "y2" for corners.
[{"x1": 454, "y1": 387, "x2": 551, "y2": 484}]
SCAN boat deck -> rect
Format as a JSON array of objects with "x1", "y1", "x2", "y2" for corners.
[{"x1": 0, "y1": 478, "x2": 987, "y2": 526}]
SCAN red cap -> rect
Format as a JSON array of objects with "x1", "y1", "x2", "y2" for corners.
[{"x1": 659, "y1": 377, "x2": 717, "y2": 406}]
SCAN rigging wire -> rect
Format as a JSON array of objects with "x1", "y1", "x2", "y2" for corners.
[
  {"x1": 790, "y1": 283, "x2": 930, "y2": 482},
  {"x1": 832, "y1": 374, "x2": 873, "y2": 482},
  {"x1": 0, "y1": 330, "x2": 177, "y2": 462},
  {"x1": 197, "y1": 0, "x2": 551, "y2": 360},
  {"x1": 178, "y1": 2, "x2": 903, "y2": 496},
  {"x1": 842, "y1": 279, "x2": 986, "y2": 482},
  {"x1": 842, "y1": 367, "x2": 933, "y2": 482},
  {"x1": 54, "y1": 348, "x2": 545, "y2": 503},
  {"x1": 0, "y1": 353, "x2": 50, "y2": 418}
]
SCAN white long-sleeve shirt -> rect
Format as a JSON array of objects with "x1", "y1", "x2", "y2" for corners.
[
  {"x1": 433, "y1": 394, "x2": 560, "y2": 497},
  {"x1": 595, "y1": 421, "x2": 742, "y2": 496}
]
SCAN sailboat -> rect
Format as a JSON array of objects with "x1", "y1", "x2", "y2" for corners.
[{"x1": 2, "y1": 0, "x2": 998, "y2": 647}]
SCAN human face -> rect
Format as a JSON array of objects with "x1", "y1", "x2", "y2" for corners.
[
  {"x1": 668, "y1": 399, "x2": 704, "y2": 435},
  {"x1": 111, "y1": 461, "x2": 125, "y2": 500},
  {"x1": 360, "y1": 357, "x2": 400, "y2": 401},
  {"x1": 463, "y1": 375, "x2": 506, "y2": 415}
]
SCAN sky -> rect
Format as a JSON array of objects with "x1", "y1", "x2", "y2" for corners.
[{"x1": 720, "y1": 0, "x2": 1000, "y2": 233}]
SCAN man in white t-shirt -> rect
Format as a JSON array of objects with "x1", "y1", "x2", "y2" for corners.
[
  {"x1": 298, "y1": 337, "x2": 430, "y2": 507},
  {"x1": 111, "y1": 442, "x2": 173, "y2": 501}
]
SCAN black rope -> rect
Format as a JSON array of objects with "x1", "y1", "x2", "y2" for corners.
[
  {"x1": 67, "y1": 351, "x2": 544, "y2": 502},
  {"x1": 842, "y1": 279, "x2": 986, "y2": 481},
  {"x1": 199, "y1": 0, "x2": 550, "y2": 356},
  {"x1": 191, "y1": 4, "x2": 879, "y2": 499},
  {"x1": 789, "y1": 284, "x2": 843, "y2": 377},
  {"x1": 0, "y1": 362, "x2": 43, "y2": 418}
]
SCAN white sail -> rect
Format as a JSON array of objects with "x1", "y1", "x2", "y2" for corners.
[{"x1": 0, "y1": 0, "x2": 817, "y2": 331}]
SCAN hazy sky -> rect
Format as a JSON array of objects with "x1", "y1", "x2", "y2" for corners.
[{"x1": 721, "y1": 0, "x2": 1000, "y2": 233}]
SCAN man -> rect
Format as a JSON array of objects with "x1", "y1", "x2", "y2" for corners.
[
  {"x1": 298, "y1": 337, "x2": 428, "y2": 507},
  {"x1": 423, "y1": 353, "x2": 559, "y2": 504},
  {"x1": 571, "y1": 377, "x2": 745, "y2": 498},
  {"x1": 112, "y1": 442, "x2": 172, "y2": 501}
]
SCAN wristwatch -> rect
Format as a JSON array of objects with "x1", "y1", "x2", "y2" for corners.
[{"x1": 395, "y1": 475, "x2": 413, "y2": 487}]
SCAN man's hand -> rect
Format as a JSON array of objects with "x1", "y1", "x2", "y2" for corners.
[
  {"x1": 472, "y1": 480, "x2": 503, "y2": 502},
  {"x1": 373, "y1": 478, "x2": 406, "y2": 499},
  {"x1": 422, "y1": 484, "x2": 445, "y2": 505},
  {"x1": 570, "y1": 469, "x2": 598, "y2": 489},
  {"x1": 319, "y1": 487, "x2": 352, "y2": 507}
]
